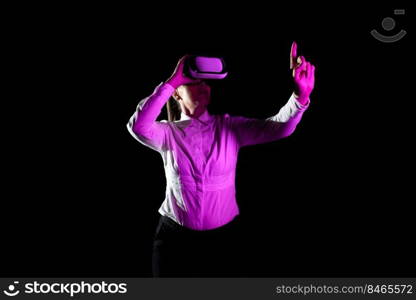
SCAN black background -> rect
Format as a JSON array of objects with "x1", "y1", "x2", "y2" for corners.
[{"x1": 2, "y1": 2, "x2": 413, "y2": 277}]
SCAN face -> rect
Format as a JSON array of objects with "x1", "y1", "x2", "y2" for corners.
[{"x1": 173, "y1": 80, "x2": 211, "y2": 118}]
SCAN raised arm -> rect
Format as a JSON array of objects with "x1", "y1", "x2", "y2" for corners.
[
  {"x1": 231, "y1": 41, "x2": 316, "y2": 148},
  {"x1": 127, "y1": 56, "x2": 198, "y2": 152},
  {"x1": 127, "y1": 83, "x2": 173, "y2": 152}
]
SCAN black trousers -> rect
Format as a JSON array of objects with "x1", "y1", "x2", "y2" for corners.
[{"x1": 152, "y1": 215, "x2": 242, "y2": 277}]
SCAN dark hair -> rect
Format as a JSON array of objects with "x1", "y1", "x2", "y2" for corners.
[{"x1": 166, "y1": 97, "x2": 181, "y2": 122}]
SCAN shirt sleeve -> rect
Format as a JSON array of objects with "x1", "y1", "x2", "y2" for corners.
[
  {"x1": 229, "y1": 93, "x2": 310, "y2": 148},
  {"x1": 127, "y1": 82, "x2": 175, "y2": 152}
]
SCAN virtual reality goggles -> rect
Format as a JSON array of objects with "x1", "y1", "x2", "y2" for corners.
[{"x1": 184, "y1": 56, "x2": 228, "y2": 80}]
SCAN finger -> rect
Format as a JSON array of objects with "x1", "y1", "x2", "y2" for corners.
[
  {"x1": 294, "y1": 66, "x2": 301, "y2": 81},
  {"x1": 174, "y1": 56, "x2": 186, "y2": 72},
  {"x1": 298, "y1": 59, "x2": 308, "y2": 79},
  {"x1": 293, "y1": 55, "x2": 300, "y2": 77},
  {"x1": 177, "y1": 55, "x2": 193, "y2": 74},
  {"x1": 309, "y1": 64, "x2": 315, "y2": 80},
  {"x1": 295, "y1": 61, "x2": 305, "y2": 79},
  {"x1": 296, "y1": 56, "x2": 306, "y2": 70},
  {"x1": 294, "y1": 55, "x2": 306, "y2": 78},
  {"x1": 293, "y1": 56, "x2": 302, "y2": 77},
  {"x1": 309, "y1": 63, "x2": 314, "y2": 79},
  {"x1": 179, "y1": 55, "x2": 189, "y2": 65},
  {"x1": 306, "y1": 62, "x2": 311, "y2": 78},
  {"x1": 295, "y1": 56, "x2": 303, "y2": 68},
  {"x1": 290, "y1": 41, "x2": 298, "y2": 69},
  {"x1": 298, "y1": 57, "x2": 307, "y2": 71}
]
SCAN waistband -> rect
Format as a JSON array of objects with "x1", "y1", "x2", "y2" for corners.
[{"x1": 160, "y1": 215, "x2": 240, "y2": 236}]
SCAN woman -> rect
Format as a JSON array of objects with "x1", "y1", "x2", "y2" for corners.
[{"x1": 127, "y1": 42, "x2": 315, "y2": 277}]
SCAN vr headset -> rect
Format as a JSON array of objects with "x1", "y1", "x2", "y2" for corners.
[{"x1": 184, "y1": 55, "x2": 228, "y2": 80}]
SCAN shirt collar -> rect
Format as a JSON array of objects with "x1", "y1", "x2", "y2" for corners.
[{"x1": 180, "y1": 109, "x2": 213, "y2": 125}]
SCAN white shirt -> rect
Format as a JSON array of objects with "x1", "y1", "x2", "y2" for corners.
[{"x1": 127, "y1": 83, "x2": 309, "y2": 230}]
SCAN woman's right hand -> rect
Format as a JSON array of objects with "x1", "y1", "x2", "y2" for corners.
[{"x1": 166, "y1": 55, "x2": 199, "y2": 89}]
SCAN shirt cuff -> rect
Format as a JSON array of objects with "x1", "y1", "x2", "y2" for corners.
[{"x1": 291, "y1": 93, "x2": 310, "y2": 111}]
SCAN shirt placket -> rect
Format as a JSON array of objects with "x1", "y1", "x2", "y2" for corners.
[
  {"x1": 192, "y1": 122, "x2": 203, "y2": 228},
  {"x1": 192, "y1": 119, "x2": 210, "y2": 229}
]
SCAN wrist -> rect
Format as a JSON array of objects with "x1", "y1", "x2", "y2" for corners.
[{"x1": 293, "y1": 92, "x2": 309, "y2": 105}]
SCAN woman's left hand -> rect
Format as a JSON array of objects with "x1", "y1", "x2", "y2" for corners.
[{"x1": 290, "y1": 41, "x2": 315, "y2": 105}]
